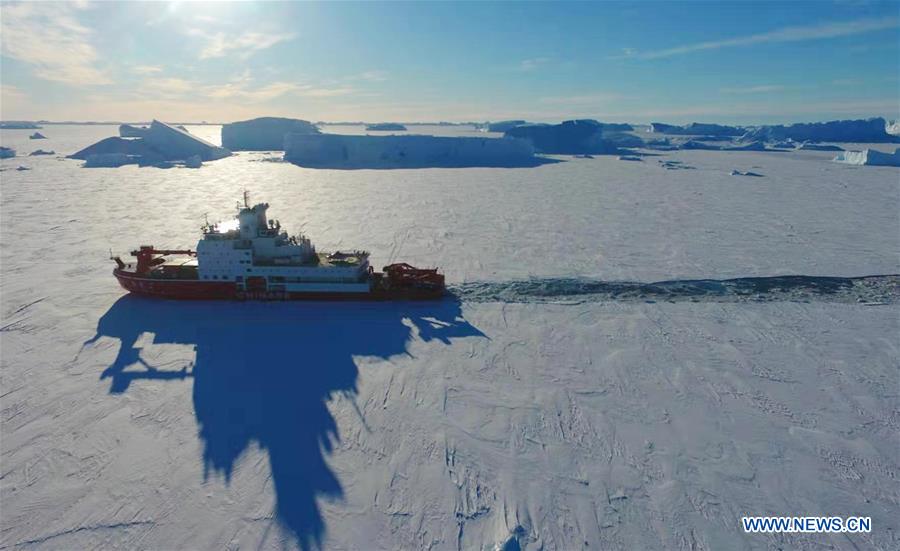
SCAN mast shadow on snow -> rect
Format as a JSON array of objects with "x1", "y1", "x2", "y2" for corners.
[{"x1": 86, "y1": 295, "x2": 485, "y2": 550}]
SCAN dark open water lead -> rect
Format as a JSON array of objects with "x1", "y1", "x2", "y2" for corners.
[{"x1": 449, "y1": 275, "x2": 900, "y2": 304}]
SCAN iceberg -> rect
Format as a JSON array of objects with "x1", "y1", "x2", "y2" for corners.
[
  {"x1": 221, "y1": 117, "x2": 318, "y2": 151},
  {"x1": 119, "y1": 124, "x2": 148, "y2": 138},
  {"x1": 504, "y1": 119, "x2": 631, "y2": 154},
  {"x1": 650, "y1": 122, "x2": 743, "y2": 136},
  {"x1": 0, "y1": 121, "x2": 41, "y2": 129},
  {"x1": 29, "y1": 132, "x2": 47, "y2": 139},
  {"x1": 679, "y1": 140, "x2": 721, "y2": 150},
  {"x1": 798, "y1": 143, "x2": 843, "y2": 151},
  {"x1": 832, "y1": 148, "x2": 900, "y2": 167},
  {"x1": 487, "y1": 120, "x2": 528, "y2": 132},
  {"x1": 887, "y1": 120, "x2": 900, "y2": 136},
  {"x1": 722, "y1": 141, "x2": 768, "y2": 151},
  {"x1": 0, "y1": 146, "x2": 15, "y2": 159},
  {"x1": 730, "y1": 170, "x2": 764, "y2": 177},
  {"x1": 365, "y1": 123, "x2": 407, "y2": 131},
  {"x1": 71, "y1": 120, "x2": 230, "y2": 166},
  {"x1": 28, "y1": 149, "x2": 54, "y2": 156},
  {"x1": 741, "y1": 118, "x2": 898, "y2": 143},
  {"x1": 70, "y1": 137, "x2": 163, "y2": 163},
  {"x1": 600, "y1": 122, "x2": 634, "y2": 132},
  {"x1": 84, "y1": 153, "x2": 140, "y2": 168},
  {"x1": 769, "y1": 141, "x2": 797, "y2": 149},
  {"x1": 143, "y1": 120, "x2": 230, "y2": 161},
  {"x1": 284, "y1": 133, "x2": 539, "y2": 168}
]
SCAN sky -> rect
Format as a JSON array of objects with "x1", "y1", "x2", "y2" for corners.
[{"x1": 1, "y1": 0, "x2": 898, "y2": 124}]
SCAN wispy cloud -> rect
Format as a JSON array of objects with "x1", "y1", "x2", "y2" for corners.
[
  {"x1": 346, "y1": 70, "x2": 389, "y2": 82},
  {"x1": 624, "y1": 17, "x2": 899, "y2": 60},
  {"x1": 0, "y1": 84, "x2": 27, "y2": 101},
  {"x1": 142, "y1": 77, "x2": 197, "y2": 99},
  {"x1": 518, "y1": 57, "x2": 552, "y2": 71},
  {"x1": 188, "y1": 29, "x2": 296, "y2": 60},
  {"x1": 0, "y1": 2, "x2": 111, "y2": 85},
  {"x1": 134, "y1": 70, "x2": 356, "y2": 104},
  {"x1": 720, "y1": 85, "x2": 786, "y2": 94},
  {"x1": 131, "y1": 65, "x2": 164, "y2": 75}
]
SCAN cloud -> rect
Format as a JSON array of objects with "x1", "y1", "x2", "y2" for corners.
[
  {"x1": 0, "y1": 2, "x2": 111, "y2": 85},
  {"x1": 0, "y1": 84, "x2": 27, "y2": 101},
  {"x1": 347, "y1": 70, "x2": 388, "y2": 82},
  {"x1": 134, "y1": 70, "x2": 356, "y2": 104},
  {"x1": 625, "y1": 16, "x2": 899, "y2": 60},
  {"x1": 142, "y1": 77, "x2": 197, "y2": 99},
  {"x1": 720, "y1": 85, "x2": 786, "y2": 94},
  {"x1": 518, "y1": 57, "x2": 552, "y2": 71},
  {"x1": 131, "y1": 65, "x2": 164, "y2": 75},
  {"x1": 208, "y1": 81, "x2": 302, "y2": 102},
  {"x1": 188, "y1": 29, "x2": 296, "y2": 60}
]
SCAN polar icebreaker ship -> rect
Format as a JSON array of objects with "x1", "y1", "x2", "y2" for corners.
[{"x1": 112, "y1": 195, "x2": 445, "y2": 300}]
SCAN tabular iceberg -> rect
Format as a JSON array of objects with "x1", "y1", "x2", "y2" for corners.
[
  {"x1": 650, "y1": 122, "x2": 743, "y2": 136},
  {"x1": 365, "y1": 123, "x2": 407, "y2": 131},
  {"x1": 742, "y1": 118, "x2": 898, "y2": 143},
  {"x1": 284, "y1": 133, "x2": 537, "y2": 168},
  {"x1": 504, "y1": 119, "x2": 634, "y2": 154},
  {"x1": 833, "y1": 148, "x2": 900, "y2": 167},
  {"x1": 221, "y1": 117, "x2": 319, "y2": 151},
  {"x1": 487, "y1": 120, "x2": 528, "y2": 132}
]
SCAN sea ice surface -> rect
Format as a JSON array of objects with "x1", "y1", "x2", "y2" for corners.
[{"x1": 1, "y1": 125, "x2": 898, "y2": 550}]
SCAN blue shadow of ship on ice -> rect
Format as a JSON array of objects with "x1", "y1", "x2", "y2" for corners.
[{"x1": 86, "y1": 296, "x2": 484, "y2": 550}]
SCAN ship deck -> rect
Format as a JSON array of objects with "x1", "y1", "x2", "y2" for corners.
[{"x1": 253, "y1": 251, "x2": 368, "y2": 268}]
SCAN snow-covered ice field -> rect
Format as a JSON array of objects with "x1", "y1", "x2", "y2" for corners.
[{"x1": 1, "y1": 125, "x2": 898, "y2": 550}]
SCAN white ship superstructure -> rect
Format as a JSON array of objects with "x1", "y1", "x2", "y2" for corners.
[{"x1": 197, "y1": 200, "x2": 372, "y2": 294}]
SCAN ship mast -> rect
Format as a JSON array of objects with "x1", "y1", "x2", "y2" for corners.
[{"x1": 243, "y1": 190, "x2": 250, "y2": 208}]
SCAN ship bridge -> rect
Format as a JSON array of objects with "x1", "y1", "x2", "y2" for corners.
[{"x1": 196, "y1": 200, "x2": 372, "y2": 282}]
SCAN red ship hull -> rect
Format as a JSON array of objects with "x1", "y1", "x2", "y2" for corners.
[{"x1": 113, "y1": 269, "x2": 445, "y2": 301}]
